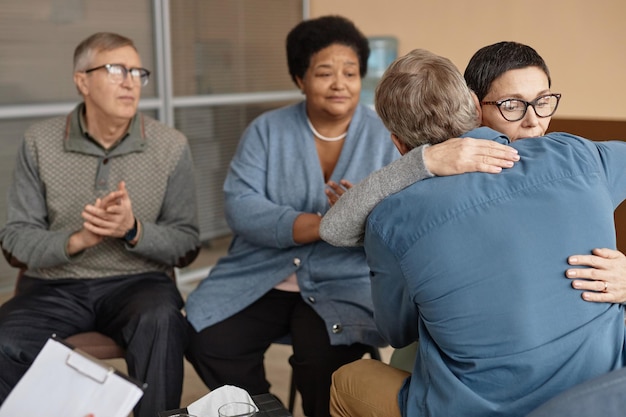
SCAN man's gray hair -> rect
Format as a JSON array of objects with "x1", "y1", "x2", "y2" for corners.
[
  {"x1": 73, "y1": 32, "x2": 137, "y2": 72},
  {"x1": 375, "y1": 49, "x2": 479, "y2": 149}
]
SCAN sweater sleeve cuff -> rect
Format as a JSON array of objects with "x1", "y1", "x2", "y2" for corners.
[
  {"x1": 276, "y1": 209, "x2": 301, "y2": 247},
  {"x1": 62, "y1": 232, "x2": 85, "y2": 262},
  {"x1": 419, "y1": 144, "x2": 435, "y2": 178}
]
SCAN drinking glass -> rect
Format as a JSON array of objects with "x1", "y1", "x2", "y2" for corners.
[{"x1": 217, "y1": 401, "x2": 257, "y2": 417}]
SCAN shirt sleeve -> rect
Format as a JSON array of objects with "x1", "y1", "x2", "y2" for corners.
[
  {"x1": 320, "y1": 145, "x2": 433, "y2": 247},
  {"x1": 129, "y1": 143, "x2": 201, "y2": 268},
  {"x1": 0, "y1": 140, "x2": 73, "y2": 269},
  {"x1": 594, "y1": 140, "x2": 626, "y2": 207},
  {"x1": 365, "y1": 214, "x2": 419, "y2": 347},
  {"x1": 223, "y1": 121, "x2": 302, "y2": 249}
]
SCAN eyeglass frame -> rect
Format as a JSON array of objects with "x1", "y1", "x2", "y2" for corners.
[
  {"x1": 83, "y1": 63, "x2": 151, "y2": 87},
  {"x1": 481, "y1": 93, "x2": 562, "y2": 122}
]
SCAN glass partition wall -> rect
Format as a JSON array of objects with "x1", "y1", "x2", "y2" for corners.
[{"x1": 0, "y1": 0, "x2": 305, "y2": 290}]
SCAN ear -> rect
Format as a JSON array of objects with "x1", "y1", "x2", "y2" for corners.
[
  {"x1": 295, "y1": 76, "x2": 305, "y2": 93},
  {"x1": 471, "y1": 91, "x2": 483, "y2": 125},
  {"x1": 74, "y1": 72, "x2": 89, "y2": 96},
  {"x1": 390, "y1": 133, "x2": 411, "y2": 156}
]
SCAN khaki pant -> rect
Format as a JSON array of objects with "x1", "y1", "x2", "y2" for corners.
[{"x1": 330, "y1": 359, "x2": 410, "y2": 417}]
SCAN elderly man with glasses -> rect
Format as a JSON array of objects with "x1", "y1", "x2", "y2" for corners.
[{"x1": 0, "y1": 32, "x2": 200, "y2": 417}]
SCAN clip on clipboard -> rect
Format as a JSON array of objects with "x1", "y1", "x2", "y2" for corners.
[{"x1": 0, "y1": 336, "x2": 145, "y2": 417}]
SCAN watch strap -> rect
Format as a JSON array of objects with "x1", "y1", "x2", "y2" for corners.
[{"x1": 123, "y1": 217, "x2": 138, "y2": 243}]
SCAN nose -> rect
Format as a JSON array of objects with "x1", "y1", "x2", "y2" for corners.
[
  {"x1": 521, "y1": 104, "x2": 540, "y2": 126},
  {"x1": 120, "y1": 70, "x2": 134, "y2": 88},
  {"x1": 331, "y1": 74, "x2": 347, "y2": 90}
]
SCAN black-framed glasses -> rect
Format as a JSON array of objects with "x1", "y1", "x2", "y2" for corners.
[
  {"x1": 481, "y1": 93, "x2": 561, "y2": 122},
  {"x1": 84, "y1": 63, "x2": 151, "y2": 87}
]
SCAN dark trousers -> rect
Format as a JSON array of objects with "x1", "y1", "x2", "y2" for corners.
[
  {"x1": 0, "y1": 272, "x2": 188, "y2": 417},
  {"x1": 185, "y1": 289, "x2": 369, "y2": 417}
]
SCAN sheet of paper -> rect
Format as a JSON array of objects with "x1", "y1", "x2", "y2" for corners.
[{"x1": 0, "y1": 338, "x2": 143, "y2": 417}]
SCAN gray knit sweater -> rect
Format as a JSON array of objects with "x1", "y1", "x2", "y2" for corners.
[
  {"x1": 319, "y1": 145, "x2": 432, "y2": 247},
  {"x1": 0, "y1": 104, "x2": 200, "y2": 279}
]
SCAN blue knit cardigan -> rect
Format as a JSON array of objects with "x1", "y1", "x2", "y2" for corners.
[{"x1": 186, "y1": 101, "x2": 399, "y2": 346}]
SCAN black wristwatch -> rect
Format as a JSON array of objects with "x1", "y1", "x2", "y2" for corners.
[{"x1": 123, "y1": 217, "x2": 138, "y2": 243}]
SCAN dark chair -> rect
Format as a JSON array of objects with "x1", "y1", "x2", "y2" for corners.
[{"x1": 65, "y1": 331, "x2": 125, "y2": 359}]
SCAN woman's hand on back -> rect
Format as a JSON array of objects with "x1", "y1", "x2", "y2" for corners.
[
  {"x1": 567, "y1": 248, "x2": 626, "y2": 304},
  {"x1": 424, "y1": 137, "x2": 519, "y2": 176}
]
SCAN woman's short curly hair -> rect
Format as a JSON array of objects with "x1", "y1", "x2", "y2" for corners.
[{"x1": 286, "y1": 15, "x2": 370, "y2": 86}]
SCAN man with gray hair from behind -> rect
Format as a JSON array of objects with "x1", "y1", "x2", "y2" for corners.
[{"x1": 329, "y1": 48, "x2": 626, "y2": 417}]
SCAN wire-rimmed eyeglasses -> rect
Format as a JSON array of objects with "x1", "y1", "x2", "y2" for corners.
[
  {"x1": 84, "y1": 63, "x2": 151, "y2": 87},
  {"x1": 481, "y1": 93, "x2": 562, "y2": 122}
]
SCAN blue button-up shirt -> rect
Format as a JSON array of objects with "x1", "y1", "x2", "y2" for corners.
[{"x1": 365, "y1": 127, "x2": 626, "y2": 417}]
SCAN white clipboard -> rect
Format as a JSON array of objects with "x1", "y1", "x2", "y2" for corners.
[{"x1": 0, "y1": 337, "x2": 144, "y2": 417}]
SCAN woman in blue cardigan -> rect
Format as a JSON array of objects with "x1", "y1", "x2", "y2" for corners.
[{"x1": 184, "y1": 15, "x2": 517, "y2": 417}]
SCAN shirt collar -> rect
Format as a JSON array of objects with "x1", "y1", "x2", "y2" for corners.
[
  {"x1": 462, "y1": 126, "x2": 511, "y2": 145},
  {"x1": 65, "y1": 103, "x2": 146, "y2": 155}
]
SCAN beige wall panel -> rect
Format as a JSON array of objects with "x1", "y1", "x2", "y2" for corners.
[{"x1": 310, "y1": 0, "x2": 626, "y2": 121}]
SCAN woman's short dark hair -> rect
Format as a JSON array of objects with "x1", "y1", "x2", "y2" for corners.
[
  {"x1": 286, "y1": 15, "x2": 370, "y2": 86},
  {"x1": 464, "y1": 41, "x2": 551, "y2": 101}
]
